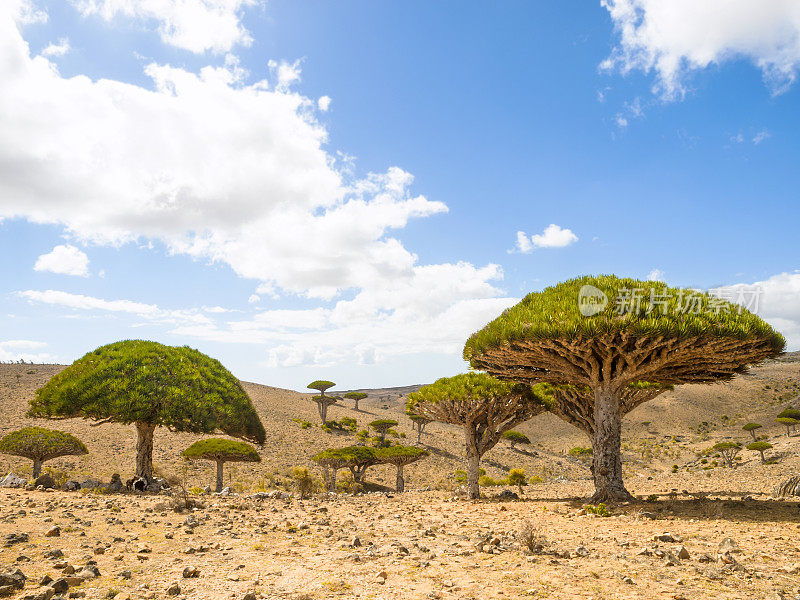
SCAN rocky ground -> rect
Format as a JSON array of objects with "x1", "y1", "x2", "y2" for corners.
[{"x1": 2, "y1": 485, "x2": 800, "y2": 600}]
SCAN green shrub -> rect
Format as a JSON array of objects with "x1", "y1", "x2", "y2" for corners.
[
  {"x1": 479, "y1": 475, "x2": 505, "y2": 487},
  {"x1": 507, "y1": 468, "x2": 526, "y2": 493},
  {"x1": 528, "y1": 475, "x2": 543, "y2": 484},
  {"x1": 454, "y1": 469, "x2": 467, "y2": 483},
  {"x1": 569, "y1": 446, "x2": 593, "y2": 457},
  {"x1": 584, "y1": 503, "x2": 611, "y2": 517},
  {"x1": 292, "y1": 466, "x2": 318, "y2": 498}
]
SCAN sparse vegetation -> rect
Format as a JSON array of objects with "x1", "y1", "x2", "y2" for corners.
[{"x1": 0, "y1": 427, "x2": 88, "y2": 478}]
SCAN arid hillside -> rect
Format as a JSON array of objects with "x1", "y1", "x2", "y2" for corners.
[{"x1": 0, "y1": 354, "x2": 798, "y2": 497}]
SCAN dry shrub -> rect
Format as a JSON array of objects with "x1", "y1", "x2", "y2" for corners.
[{"x1": 519, "y1": 521, "x2": 550, "y2": 554}]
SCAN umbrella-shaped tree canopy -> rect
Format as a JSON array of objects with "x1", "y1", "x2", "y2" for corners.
[
  {"x1": 0, "y1": 427, "x2": 88, "y2": 479},
  {"x1": 464, "y1": 275, "x2": 784, "y2": 501},
  {"x1": 374, "y1": 445, "x2": 429, "y2": 492},
  {"x1": 182, "y1": 438, "x2": 261, "y2": 492},
  {"x1": 30, "y1": 340, "x2": 266, "y2": 482}
]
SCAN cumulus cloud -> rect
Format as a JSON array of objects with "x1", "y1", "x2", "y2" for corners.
[
  {"x1": 34, "y1": 244, "x2": 90, "y2": 276},
  {"x1": 646, "y1": 268, "x2": 665, "y2": 281},
  {"x1": 2, "y1": 2, "x2": 509, "y2": 368},
  {"x1": 41, "y1": 38, "x2": 70, "y2": 57},
  {"x1": 602, "y1": 0, "x2": 800, "y2": 99},
  {"x1": 72, "y1": 0, "x2": 260, "y2": 53},
  {"x1": 0, "y1": 339, "x2": 56, "y2": 363},
  {"x1": 715, "y1": 271, "x2": 800, "y2": 350},
  {"x1": 317, "y1": 95, "x2": 331, "y2": 111},
  {"x1": 17, "y1": 289, "x2": 213, "y2": 326},
  {"x1": 512, "y1": 224, "x2": 578, "y2": 253}
]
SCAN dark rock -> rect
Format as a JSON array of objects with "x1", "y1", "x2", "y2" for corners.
[
  {"x1": 51, "y1": 579, "x2": 69, "y2": 594},
  {"x1": 63, "y1": 481, "x2": 80, "y2": 492},
  {"x1": 34, "y1": 474, "x2": 56, "y2": 489},
  {"x1": 3, "y1": 533, "x2": 29, "y2": 547},
  {"x1": 0, "y1": 568, "x2": 26, "y2": 593},
  {"x1": 106, "y1": 474, "x2": 124, "y2": 493}
]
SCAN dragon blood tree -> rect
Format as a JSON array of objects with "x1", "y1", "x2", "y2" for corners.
[
  {"x1": 0, "y1": 427, "x2": 88, "y2": 478},
  {"x1": 182, "y1": 438, "x2": 261, "y2": 492},
  {"x1": 369, "y1": 419, "x2": 398, "y2": 445},
  {"x1": 312, "y1": 446, "x2": 378, "y2": 490},
  {"x1": 307, "y1": 380, "x2": 338, "y2": 424},
  {"x1": 464, "y1": 275, "x2": 785, "y2": 502},
  {"x1": 407, "y1": 373, "x2": 548, "y2": 499},
  {"x1": 407, "y1": 413, "x2": 432, "y2": 444},
  {"x1": 30, "y1": 340, "x2": 266, "y2": 484},
  {"x1": 344, "y1": 392, "x2": 367, "y2": 411},
  {"x1": 375, "y1": 445, "x2": 429, "y2": 492}
]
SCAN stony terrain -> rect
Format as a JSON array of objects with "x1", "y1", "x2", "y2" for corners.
[{"x1": 0, "y1": 355, "x2": 799, "y2": 599}]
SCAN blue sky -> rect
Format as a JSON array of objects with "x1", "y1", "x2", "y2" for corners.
[{"x1": 1, "y1": 0, "x2": 799, "y2": 390}]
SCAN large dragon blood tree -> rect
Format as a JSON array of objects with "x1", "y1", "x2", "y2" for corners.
[
  {"x1": 464, "y1": 275, "x2": 784, "y2": 502},
  {"x1": 29, "y1": 340, "x2": 266, "y2": 484},
  {"x1": 407, "y1": 373, "x2": 548, "y2": 499}
]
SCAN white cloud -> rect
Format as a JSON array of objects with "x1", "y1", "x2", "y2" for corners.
[
  {"x1": 1, "y1": 3, "x2": 508, "y2": 368},
  {"x1": 17, "y1": 289, "x2": 213, "y2": 326},
  {"x1": 753, "y1": 130, "x2": 771, "y2": 145},
  {"x1": 602, "y1": 0, "x2": 800, "y2": 99},
  {"x1": 513, "y1": 224, "x2": 578, "y2": 253},
  {"x1": 34, "y1": 244, "x2": 90, "y2": 277},
  {"x1": 0, "y1": 339, "x2": 56, "y2": 363},
  {"x1": 41, "y1": 38, "x2": 70, "y2": 57},
  {"x1": 317, "y1": 95, "x2": 331, "y2": 111},
  {"x1": 716, "y1": 271, "x2": 800, "y2": 350},
  {"x1": 72, "y1": 0, "x2": 260, "y2": 54},
  {"x1": 646, "y1": 268, "x2": 665, "y2": 281},
  {"x1": 247, "y1": 294, "x2": 260, "y2": 304}
]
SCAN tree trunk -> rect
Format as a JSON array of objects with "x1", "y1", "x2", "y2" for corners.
[
  {"x1": 135, "y1": 422, "x2": 156, "y2": 482},
  {"x1": 317, "y1": 400, "x2": 327, "y2": 424},
  {"x1": 416, "y1": 426, "x2": 422, "y2": 445},
  {"x1": 749, "y1": 430, "x2": 756, "y2": 441},
  {"x1": 590, "y1": 387, "x2": 633, "y2": 503},
  {"x1": 354, "y1": 399, "x2": 360, "y2": 411},
  {"x1": 759, "y1": 450, "x2": 766, "y2": 464},
  {"x1": 465, "y1": 426, "x2": 481, "y2": 500},
  {"x1": 32, "y1": 458, "x2": 42, "y2": 479},
  {"x1": 396, "y1": 464, "x2": 405, "y2": 493},
  {"x1": 330, "y1": 468, "x2": 337, "y2": 491},
  {"x1": 215, "y1": 460, "x2": 225, "y2": 492}
]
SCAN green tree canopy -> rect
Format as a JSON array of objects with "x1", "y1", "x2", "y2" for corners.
[
  {"x1": 502, "y1": 430, "x2": 531, "y2": 449},
  {"x1": 307, "y1": 380, "x2": 338, "y2": 424},
  {"x1": 464, "y1": 275, "x2": 784, "y2": 502},
  {"x1": 0, "y1": 427, "x2": 88, "y2": 478},
  {"x1": 312, "y1": 446, "x2": 378, "y2": 485},
  {"x1": 746, "y1": 440, "x2": 773, "y2": 463},
  {"x1": 407, "y1": 373, "x2": 548, "y2": 498},
  {"x1": 182, "y1": 438, "x2": 260, "y2": 492},
  {"x1": 711, "y1": 442, "x2": 742, "y2": 468},
  {"x1": 369, "y1": 419, "x2": 398, "y2": 444},
  {"x1": 374, "y1": 445, "x2": 429, "y2": 492},
  {"x1": 344, "y1": 392, "x2": 367, "y2": 411},
  {"x1": 742, "y1": 422, "x2": 762, "y2": 440},
  {"x1": 30, "y1": 340, "x2": 265, "y2": 482},
  {"x1": 507, "y1": 468, "x2": 526, "y2": 494},
  {"x1": 776, "y1": 417, "x2": 798, "y2": 436}
]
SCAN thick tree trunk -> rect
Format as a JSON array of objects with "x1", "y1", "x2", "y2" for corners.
[
  {"x1": 215, "y1": 460, "x2": 225, "y2": 492},
  {"x1": 354, "y1": 399, "x2": 360, "y2": 411},
  {"x1": 590, "y1": 387, "x2": 633, "y2": 503},
  {"x1": 396, "y1": 464, "x2": 405, "y2": 493},
  {"x1": 135, "y1": 422, "x2": 156, "y2": 482},
  {"x1": 416, "y1": 426, "x2": 422, "y2": 445},
  {"x1": 32, "y1": 459, "x2": 42, "y2": 479},
  {"x1": 758, "y1": 450, "x2": 766, "y2": 464},
  {"x1": 465, "y1": 426, "x2": 481, "y2": 500},
  {"x1": 317, "y1": 401, "x2": 327, "y2": 424}
]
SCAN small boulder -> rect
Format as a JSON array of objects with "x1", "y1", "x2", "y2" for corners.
[
  {"x1": 182, "y1": 567, "x2": 200, "y2": 578},
  {"x1": 718, "y1": 538, "x2": 741, "y2": 554},
  {"x1": 106, "y1": 474, "x2": 124, "y2": 493},
  {"x1": 0, "y1": 473, "x2": 26, "y2": 488},
  {"x1": 34, "y1": 474, "x2": 56, "y2": 489},
  {"x1": 63, "y1": 481, "x2": 80, "y2": 492},
  {"x1": 166, "y1": 582, "x2": 181, "y2": 596},
  {"x1": 45, "y1": 527, "x2": 60, "y2": 538}
]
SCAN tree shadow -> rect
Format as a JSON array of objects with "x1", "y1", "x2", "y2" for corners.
[{"x1": 419, "y1": 444, "x2": 458, "y2": 460}]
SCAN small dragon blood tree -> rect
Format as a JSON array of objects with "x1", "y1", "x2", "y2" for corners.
[
  {"x1": 374, "y1": 445, "x2": 429, "y2": 492},
  {"x1": 307, "y1": 380, "x2": 338, "y2": 424},
  {"x1": 182, "y1": 438, "x2": 261, "y2": 492},
  {"x1": 0, "y1": 427, "x2": 88, "y2": 478},
  {"x1": 464, "y1": 275, "x2": 784, "y2": 502},
  {"x1": 312, "y1": 446, "x2": 378, "y2": 489},
  {"x1": 407, "y1": 413, "x2": 432, "y2": 444},
  {"x1": 407, "y1": 373, "x2": 548, "y2": 499},
  {"x1": 344, "y1": 392, "x2": 367, "y2": 411},
  {"x1": 30, "y1": 340, "x2": 266, "y2": 483}
]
